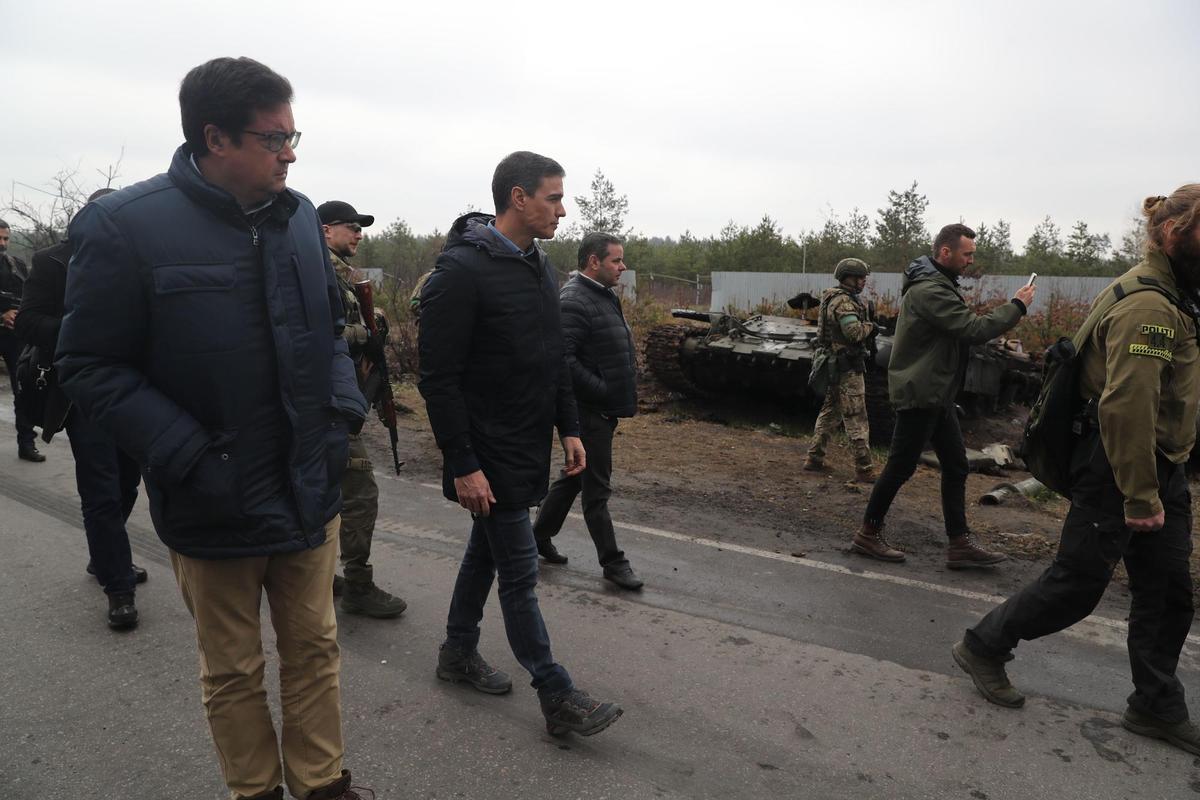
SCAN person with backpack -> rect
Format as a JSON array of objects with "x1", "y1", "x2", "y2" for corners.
[
  {"x1": 852, "y1": 224, "x2": 1036, "y2": 564},
  {"x1": 803, "y1": 257, "x2": 881, "y2": 482},
  {"x1": 954, "y1": 185, "x2": 1200, "y2": 756}
]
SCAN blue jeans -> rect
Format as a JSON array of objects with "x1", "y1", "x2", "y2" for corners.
[
  {"x1": 67, "y1": 411, "x2": 141, "y2": 595},
  {"x1": 445, "y1": 505, "x2": 573, "y2": 698}
]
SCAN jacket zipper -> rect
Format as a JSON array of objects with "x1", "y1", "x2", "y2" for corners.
[{"x1": 249, "y1": 225, "x2": 260, "y2": 247}]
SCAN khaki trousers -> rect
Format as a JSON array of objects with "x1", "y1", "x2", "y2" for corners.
[{"x1": 170, "y1": 518, "x2": 344, "y2": 800}]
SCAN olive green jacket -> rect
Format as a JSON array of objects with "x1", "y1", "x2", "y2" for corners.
[
  {"x1": 887, "y1": 256, "x2": 1025, "y2": 410},
  {"x1": 1078, "y1": 252, "x2": 1200, "y2": 519}
]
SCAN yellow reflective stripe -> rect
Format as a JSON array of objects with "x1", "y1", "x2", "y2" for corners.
[{"x1": 1128, "y1": 343, "x2": 1172, "y2": 361}]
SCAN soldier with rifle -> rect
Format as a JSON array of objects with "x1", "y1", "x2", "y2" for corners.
[
  {"x1": 803, "y1": 257, "x2": 880, "y2": 482},
  {"x1": 318, "y1": 200, "x2": 407, "y2": 619}
]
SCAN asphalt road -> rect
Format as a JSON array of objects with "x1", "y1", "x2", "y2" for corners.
[{"x1": 1, "y1": 397, "x2": 1198, "y2": 799}]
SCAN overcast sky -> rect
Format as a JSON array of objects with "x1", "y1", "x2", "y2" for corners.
[{"x1": 3, "y1": 0, "x2": 1197, "y2": 255}]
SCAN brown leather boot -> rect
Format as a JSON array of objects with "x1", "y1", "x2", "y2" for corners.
[
  {"x1": 946, "y1": 532, "x2": 1007, "y2": 569},
  {"x1": 851, "y1": 521, "x2": 905, "y2": 562},
  {"x1": 802, "y1": 455, "x2": 825, "y2": 472}
]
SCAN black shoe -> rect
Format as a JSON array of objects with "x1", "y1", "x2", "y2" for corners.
[
  {"x1": 1122, "y1": 707, "x2": 1200, "y2": 755},
  {"x1": 537, "y1": 540, "x2": 568, "y2": 565},
  {"x1": 18, "y1": 443, "x2": 45, "y2": 462},
  {"x1": 87, "y1": 562, "x2": 148, "y2": 585},
  {"x1": 603, "y1": 564, "x2": 644, "y2": 591},
  {"x1": 333, "y1": 573, "x2": 346, "y2": 597},
  {"x1": 436, "y1": 644, "x2": 513, "y2": 694},
  {"x1": 541, "y1": 688, "x2": 623, "y2": 737},
  {"x1": 107, "y1": 592, "x2": 138, "y2": 630}
]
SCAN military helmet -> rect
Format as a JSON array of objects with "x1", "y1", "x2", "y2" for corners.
[{"x1": 834, "y1": 257, "x2": 871, "y2": 282}]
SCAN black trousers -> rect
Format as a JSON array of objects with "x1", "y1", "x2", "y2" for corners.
[
  {"x1": 965, "y1": 431, "x2": 1194, "y2": 722},
  {"x1": 0, "y1": 333, "x2": 35, "y2": 446},
  {"x1": 863, "y1": 405, "x2": 969, "y2": 537},
  {"x1": 532, "y1": 407, "x2": 628, "y2": 569},
  {"x1": 67, "y1": 410, "x2": 141, "y2": 595}
]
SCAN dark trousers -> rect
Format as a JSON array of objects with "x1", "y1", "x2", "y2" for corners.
[
  {"x1": 965, "y1": 431, "x2": 1194, "y2": 722},
  {"x1": 533, "y1": 408, "x2": 628, "y2": 569},
  {"x1": 445, "y1": 505, "x2": 573, "y2": 699},
  {"x1": 864, "y1": 405, "x2": 969, "y2": 537},
  {"x1": 1, "y1": 333, "x2": 35, "y2": 446},
  {"x1": 67, "y1": 411, "x2": 141, "y2": 595}
]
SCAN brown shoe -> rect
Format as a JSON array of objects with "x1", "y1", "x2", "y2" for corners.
[
  {"x1": 306, "y1": 770, "x2": 374, "y2": 800},
  {"x1": 854, "y1": 466, "x2": 876, "y2": 483},
  {"x1": 850, "y1": 521, "x2": 905, "y2": 562},
  {"x1": 946, "y1": 532, "x2": 1007, "y2": 569},
  {"x1": 802, "y1": 456, "x2": 825, "y2": 472}
]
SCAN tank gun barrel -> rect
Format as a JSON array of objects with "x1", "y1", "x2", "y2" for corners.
[{"x1": 670, "y1": 309, "x2": 726, "y2": 323}]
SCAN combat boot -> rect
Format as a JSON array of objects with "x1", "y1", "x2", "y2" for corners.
[
  {"x1": 850, "y1": 521, "x2": 905, "y2": 562},
  {"x1": 802, "y1": 456, "x2": 825, "y2": 472},
  {"x1": 952, "y1": 640, "x2": 1025, "y2": 708},
  {"x1": 341, "y1": 582, "x2": 406, "y2": 619},
  {"x1": 946, "y1": 532, "x2": 1007, "y2": 569},
  {"x1": 854, "y1": 465, "x2": 876, "y2": 483},
  {"x1": 1121, "y1": 707, "x2": 1200, "y2": 755},
  {"x1": 540, "y1": 688, "x2": 623, "y2": 737},
  {"x1": 107, "y1": 592, "x2": 138, "y2": 630},
  {"x1": 436, "y1": 644, "x2": 513, "y2": 694}
]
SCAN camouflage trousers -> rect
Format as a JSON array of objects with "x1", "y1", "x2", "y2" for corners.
[
  {"x1": 339, "y1": 433, "x2": 378, "y2": 585},
  {"x1": 807, "y1": 370, "x2": 872, "y2": 467}
]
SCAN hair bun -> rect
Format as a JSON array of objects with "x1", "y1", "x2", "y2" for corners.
[{"x1": 1143, "y1": 195, "x2": 1168, "y2": 215}]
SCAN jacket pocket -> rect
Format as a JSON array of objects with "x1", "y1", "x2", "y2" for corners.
[
  {"x1": 172, "y1": 428, "x2": 242, "y2": 522},
  {"x1": 150, "y1": 263, "x2": 240, "y2": 354}
]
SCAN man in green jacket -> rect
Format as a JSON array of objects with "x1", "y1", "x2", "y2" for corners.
[{"x1": 852, "y1": 224, "x2": 1036, "y2": 566}]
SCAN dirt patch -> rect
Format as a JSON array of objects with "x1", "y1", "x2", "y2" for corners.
[{"x1": 374, "y1": 375, "x2": 1198, "y2": 601}]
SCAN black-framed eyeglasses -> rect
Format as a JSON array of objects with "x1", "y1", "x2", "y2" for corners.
[
  {"x1": 330, "y1": 222, "x2": 362, "y2": 233},
  {"x1": 243, "y1": 129, "x2": 302, "y2": 152}
]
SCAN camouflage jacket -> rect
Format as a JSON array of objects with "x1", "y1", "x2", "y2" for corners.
[
  {"x1": 818, "y1": 286, "x2": 873, "y2": 362},
  {"x1": 330, "y1": 250, "x2": 369, "y2": 353}
]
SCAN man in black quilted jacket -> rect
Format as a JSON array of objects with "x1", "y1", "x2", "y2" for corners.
[{"x1": 533, "y1": 232, "x2": 642, "y2": 590}]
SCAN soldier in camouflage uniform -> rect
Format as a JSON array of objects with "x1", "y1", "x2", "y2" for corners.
[
  {"x1": 318, "y1": 200, "x2": 407, "y2": 619},
  {"x1": 803, "y1": 258, "x2": 879, "y2": 482}
]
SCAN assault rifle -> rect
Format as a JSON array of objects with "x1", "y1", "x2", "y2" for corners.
[{"x1": 352, "y1": 280, "x2": 404, "y2": 474}]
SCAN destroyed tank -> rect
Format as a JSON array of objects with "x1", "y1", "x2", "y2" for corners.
[{"x1": 644, "y1": 304, "x2": 1040, "y2": 445}]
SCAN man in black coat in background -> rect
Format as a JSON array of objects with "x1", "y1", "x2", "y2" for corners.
[
  {"x1": 17, "y1": 188, "x2": 145, "y2": 629},
  {"x1": 419, "y1": 151, "x2": 623, "y2": 737},
  {"x1": 0, "y1": 219, "x2": 41, "y2": 461},
  {"x1": 533, "y1": 232, "x2": 643, "y2": 590}
]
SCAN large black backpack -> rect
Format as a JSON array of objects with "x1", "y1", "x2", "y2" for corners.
[{"x1": 1021, "y1": 276, "x2": 1178, "y2": 496}]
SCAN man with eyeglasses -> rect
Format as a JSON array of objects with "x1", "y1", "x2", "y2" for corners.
[
  {"x1": 317, "y1": 200, "x2": 407, "y2": 619},
  {"x1": 57, "y1": 57, "x2": 371, "y2": 800}
]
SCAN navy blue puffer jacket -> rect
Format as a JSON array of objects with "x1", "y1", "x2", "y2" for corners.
[
  {"x1": 57, "y1": 145, "x2": 367, "y2": 559},
  {"x1": 418, "y1": 213, "x2": 580, "y2": 507}
]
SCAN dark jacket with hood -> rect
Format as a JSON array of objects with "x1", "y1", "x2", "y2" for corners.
[
  {"x1": 559, "y1": 273, "x2": 637, "y2": 417},
  {"x1": 57, "y1": 144, "x2": 367, "y2": 559},
  {"x1": 15, "y1": 240, "x2": 73, "y2": 439},
  {"x1": 888, "y1": 255, "x2": 1025, "y2": 410},
  {"x1": 418, "y1": 212, "x2": 580, "y2": 507}
]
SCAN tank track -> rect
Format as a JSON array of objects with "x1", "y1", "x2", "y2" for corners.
[{"x1": 645, "y1": 323, "x2": 705, "y2": 396}]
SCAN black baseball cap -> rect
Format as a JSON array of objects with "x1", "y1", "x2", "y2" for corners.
[{"x1": 317, "y1": 200, "x2": 374, "y2": 227}]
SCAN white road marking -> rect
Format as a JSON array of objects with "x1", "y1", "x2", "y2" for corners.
[{"x1": 384, "y1": 471, "x2": 1200, "y2": 647}]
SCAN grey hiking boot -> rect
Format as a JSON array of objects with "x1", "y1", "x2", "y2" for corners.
[
  {"x1": 540, "y1": 688, "x2": 623, "y2": 737},
  {"x1": 1121, "y1": 707, "x2": 1200, "y2": 755},
  {"x1": 946, "y1": 532, "x2": 1007, "y2": 569},
  {"x1": 341, "y1": 582, "x2": 406, "y2": 619},
  {"x1": 851, "y1": 521, "x2": 905, "y2": 563},
  {"x1": 436, "y1": 645, "x2": 513, "y2": 694},
  {"x1": 952, "y1": 639, "x2": 1025, "y2": 708}
]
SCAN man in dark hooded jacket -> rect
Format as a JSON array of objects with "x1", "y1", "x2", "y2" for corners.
[
  {"x1": 852, "y1": 224, "x2": 1035, "y2": 567},
  {"x1": 419, "y1": 151, "x2": 623, "y2": 738},
  {"x1": 57, "y1": 58, "x2": 370, "y2": 800}
]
